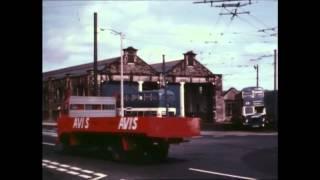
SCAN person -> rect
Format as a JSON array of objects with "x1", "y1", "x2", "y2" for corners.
[
  {"x1": 57, "y1": 106, "x2": 61, "y2": 118},
  {"x1": 62, "y1": 88, "x2": 71, "y2": 114}
]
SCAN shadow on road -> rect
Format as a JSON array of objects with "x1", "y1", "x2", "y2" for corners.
[{"x1": 54, "y1": 146, "x2": 188, "y2": 165}]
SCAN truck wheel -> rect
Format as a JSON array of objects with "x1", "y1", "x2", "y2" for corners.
[
  {"x1": 109, "y1": 142, "x2": 127, "y2": 162},
  {"x1": 60, "y1": 135, "x2": 72, "y2": 153},
  {"x1": 156, "y1": 145, "x2": 169, "y2": 161},
  {"x1": 150, "y1": 143, "x2": 169, "y2": 161}
]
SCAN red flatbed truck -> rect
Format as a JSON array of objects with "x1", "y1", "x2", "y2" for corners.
[{"x1": 57, "y1": 96, "x2": 200, "y2": 161}]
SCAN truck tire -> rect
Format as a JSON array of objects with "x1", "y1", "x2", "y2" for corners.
[
  {"x1": 60, "y1": 134, "x2": 72, "y2": 153},
  {"x1": 154, "y1": 144, "x2": 169, "y2": 161},
  {"x1": 148, "y1": 142, "x2": 169, "y2": 161},
  {"x1": 109, "y1": 140, "x2": 127, "y2": 162}
]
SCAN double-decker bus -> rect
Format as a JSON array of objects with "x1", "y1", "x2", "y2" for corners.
[{"x1": 240, "y1": 87, "x2": 267, "y2": 128}]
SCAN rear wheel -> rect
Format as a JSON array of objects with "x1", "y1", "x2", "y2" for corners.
[
  {"x1": 152, "y1": 143, "x2": 169, "y2": 161},
  {"x1": 144, "y1": 142, "x2": 169, "y2": 161}
]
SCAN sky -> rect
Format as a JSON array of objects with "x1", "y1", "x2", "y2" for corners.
[{"x1": 43, "y1": 0, "x2": 278, "y2": 91}]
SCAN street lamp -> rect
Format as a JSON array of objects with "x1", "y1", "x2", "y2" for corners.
[
  {"x1": 100, "y1": 28, "x2": 125, "y2": 117},
  {"x1": 108, "y1": 29, "x2": 125, "y2": 117}
]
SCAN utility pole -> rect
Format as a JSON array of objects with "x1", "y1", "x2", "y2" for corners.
[
  {"x1": 274, "y1": 49, "x2": 278, "y2": 129},
  {"x1": 274, "y1": 49, "x2": 277, "y2": 90},
  {"x1": 162, "y1": 54, "x2": 168, "y2": 116},
  {"x1": 254, "y1": 64, "x2": 259, "y2": 87},
  {"x1": 93, "y1": 12, "x2": 98, "y2": 96},
  {"x1": 120, "y1": 33, "x2": 124, "y2": 117}
]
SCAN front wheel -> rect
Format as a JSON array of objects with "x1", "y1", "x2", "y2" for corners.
[{"x1": 59, "y1": 134, "x2": 73, "y2": 153}]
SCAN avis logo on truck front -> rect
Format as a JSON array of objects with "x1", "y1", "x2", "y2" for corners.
[{"x1": 118, "y1": 117, "x2": 138, "y2": 130}]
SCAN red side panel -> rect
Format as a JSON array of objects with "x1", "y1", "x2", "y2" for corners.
[
  {"x1": 144, "y1": 117, "x2": 200, "y2": 138},
  {"x1": 57, "y1": 115, "x2": 200, "y2": 139}
]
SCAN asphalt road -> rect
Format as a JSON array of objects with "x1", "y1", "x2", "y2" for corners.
[{"x1": 43, "y1": 130, "x2": 277, "y2": 180}]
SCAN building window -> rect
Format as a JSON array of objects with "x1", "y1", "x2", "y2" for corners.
[
  {"x1": 125, "y1": 53, "x2": 136, "y2": 64},
  {"x1": 56, "y1": 89, "x2": 60, "y2": 101},
  {"x1": 187, "y1": 56, "x2": 194, "y2": 66},
  {"x1": 128, "y1": 54, "x2": 135, "y2": 63},
  {"x1": 226, "y1": 102, "x2": 233, "y2": 116},
  {"x1": 199, "y1": 86, "x2": 203, "y2": 94}
]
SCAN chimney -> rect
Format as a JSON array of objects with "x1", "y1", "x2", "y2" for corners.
[
  {"x1": 183, "y1": 51, "x2": 196, "y2": 66},
  {"x1": 123, "y1": 46, "x2": 138, "y2": 64}
]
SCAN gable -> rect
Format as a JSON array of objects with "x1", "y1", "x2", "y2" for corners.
[
  {"x1": 166, "y1": 59, "x2": 214, "y2": 77},
  {"x1": 223, "y1": 88, "x2": 240, "y2": 100},
  {"x1": 103, "y1": 56, "x2": 158, "y2": 76}
]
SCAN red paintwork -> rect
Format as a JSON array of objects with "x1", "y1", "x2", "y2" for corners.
[{"x1": 57, "y1": 115, "x2": 200, "y2": 139}]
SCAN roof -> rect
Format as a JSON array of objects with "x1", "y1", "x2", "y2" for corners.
[
  {"x1": 241, "y1": 87, "x2": 264, "y2": 92},
  {"x1": 150, "y1": 60, "x2": 183, "y2": 73},
  {"x1": 124, "y1": 46, "x2": 137, "y2": 51},
  {"x1": 183, "y1": 51, "x2": 197, "y2": 55},
  {"x1": 223, "y1": 87, "x2": 239, "y2": 96},
  {"x1": 43, "y1": 57, "x2": 119, "y2": 81}
]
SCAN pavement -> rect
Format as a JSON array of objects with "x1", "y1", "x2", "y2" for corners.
[{"x1": 43, "y1": 129, "x2": 278, "y2": 180}]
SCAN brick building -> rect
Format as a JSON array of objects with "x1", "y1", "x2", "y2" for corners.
[
  {"x1": 223, "y1": 87, "x2": 242, "y2": 123},
  {"x1": 43, "y1": 47, "x2": 224, "y2": 124}
]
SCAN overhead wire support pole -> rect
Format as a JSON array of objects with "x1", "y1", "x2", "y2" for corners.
[
  {"x1": 162, "y1": 54, "x2": 168, "y2": 116},
  {"x1": 254, "y1": 64, "x2": 259, "y2": 87},
  {"x1": 274, "y1": 49, "x2": 278, "y2": 129},
  {"x1": 120, "y1": 32, "x2": 124, "y2": 117},
  {"x1": 274, "y1": 49, "x2": 277, "y2": 91},
  {"x1": 93, "y1": 12, "x2": 98, "y2": 96}
]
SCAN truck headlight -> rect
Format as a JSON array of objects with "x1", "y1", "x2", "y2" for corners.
[{"x1": 245, "y1": 119, "x2": 248, "y2": 123}]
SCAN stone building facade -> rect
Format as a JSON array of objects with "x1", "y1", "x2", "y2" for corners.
[{"x1": 43, "y1": 47, "x2": 224, "y2": 124}]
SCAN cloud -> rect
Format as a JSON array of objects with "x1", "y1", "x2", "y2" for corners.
[
  {"x1": 42, "y1": 48, "x2": 70, "y2": 65},
  {"x1": 43, "y1": 1, "x2": 277, "y2": 90}
]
